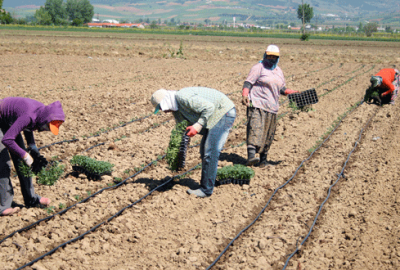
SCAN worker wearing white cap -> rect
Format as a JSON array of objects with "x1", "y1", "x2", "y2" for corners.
[
  {"x1": 151, "y1": 87, "x2": 236, "y2": 198},
  {"x1": 242, "y1": 44, "x2": 299, "y2": 168}
]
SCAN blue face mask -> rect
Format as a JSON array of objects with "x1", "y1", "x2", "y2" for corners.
[{"x1": 262, "y1": 57, "x2": 279, "y2": 70}]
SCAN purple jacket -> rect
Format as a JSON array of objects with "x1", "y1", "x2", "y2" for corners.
[{"x1": 0, "y1": 97, "x2": 65, "y2": 158}]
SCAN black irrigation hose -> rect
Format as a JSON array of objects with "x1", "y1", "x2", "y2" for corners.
[
  {"x1": 282, "y1": 104, "x2": 379, "y2": 269},
  {"x1": 206, "y1": 99, "x2": 365, "y2": 270},
  {"x1": 15, "y1": 162, "x2": 202, "y2": 270},
  {"x1": 38, "y1": 138, "x2": 79, "y2": 150},
  {"x1": 282, "y1": 104, "x2": 379, "y2": 270},
  {"x1": 281, "y1": 64, "x2": 373, "y2": 106},
  {"x1": 13, "y1": 140, "x2": 246, "y2": 269},
  {"x1": 0, "y1": 154, "x2": 165, "y2": 245},
  {"x1": 39, "y1": 63, "x2": 333, "y2": 150},
  {"x1": 38, "y1": 113, "x2": 154, "y2": 150}
]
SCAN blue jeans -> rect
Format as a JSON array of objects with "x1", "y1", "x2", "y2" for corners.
[{"x1": 199, "y1": 108, "x2": 236, "y2": 196}]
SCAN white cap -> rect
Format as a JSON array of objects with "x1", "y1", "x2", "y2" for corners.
[
  {"x1": 151, "y1": 89, "x2": 168, "y2": 114},
  {"x1": 265, "y1": 45, "x2": 280, "y2": 56}
]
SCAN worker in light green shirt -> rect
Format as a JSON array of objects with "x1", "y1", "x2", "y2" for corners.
[{"x1": 151, "y1": 87, "x2": 236, "y2": 197}]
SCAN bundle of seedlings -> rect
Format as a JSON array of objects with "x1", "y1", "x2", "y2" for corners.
[
  {"x1": 166, "y1": 120, "x2": 190, "y2": 171},
  {"x1": 215, "y1": 164, "x2": 255, "y2": 186},
  {"x1": 70, "y1": 155, "x2": 114, "y2": 180},
  {"x1": 364, "y1": 86, "x2": 381, "y2": 105},
  {"x1": 28, "y1": 147, "x2": 49, "y2": 174},
  {"x1": 19, "y1": 160, "x2": 65, "y2": 186}
]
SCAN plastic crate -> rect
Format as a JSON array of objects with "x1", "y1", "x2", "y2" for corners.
[{"x1": 288, "y1": 88, "x2": 318, "y2": 107}]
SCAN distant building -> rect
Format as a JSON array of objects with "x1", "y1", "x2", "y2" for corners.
[
  {"x1": 103, "y1": 19, "x2": 119, "y2": 24},
  {"x1": 86, "y1": 23, "x2": 144, "y2": 29}
]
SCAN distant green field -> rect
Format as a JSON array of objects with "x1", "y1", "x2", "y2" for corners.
[{"x1": 1, "y1": 24, "x2": 399, "y2": 42}]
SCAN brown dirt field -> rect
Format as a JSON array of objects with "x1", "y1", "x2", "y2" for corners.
[{"x1": 0, "y1": 30, "x2": 399, "y2": 270}]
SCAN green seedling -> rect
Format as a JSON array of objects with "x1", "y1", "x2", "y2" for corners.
[
  {"x1": 114, "y1": 177, "x2": 122, "y2": 183},
  {"x1": 74, "y1": 195, "x2": 80, "y2": 201},
  {"x1": 59, "y1": 203, "x2": 66, "y2": 209},
  {"x1": 70, "y1": 155, "x2": 114, "y2": 175},
  {"x1": 19, "y1": 161, "x2": 64, "y2": 186},
  {"x1": 86, "y1": 190, "x2": 92, "y2": 196},
  {"x1": 166, "y1": 120, "x2": 189, "y2": 171},
  {"x1": 46, "y1": 206, "x2": 55, "y2": 214},
  {"x1": 217, "y1": 165, "x2": 255, "y2": 181}
]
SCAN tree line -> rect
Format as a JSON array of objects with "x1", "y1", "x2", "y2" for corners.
[{"x1": 0, "y1": 0, "x2": 93, "y2": 26}]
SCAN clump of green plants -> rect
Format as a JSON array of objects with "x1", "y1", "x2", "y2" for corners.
[
  {"x1": 364, "y1": 86, "x2": 380, "y2": 104},
  {"x1": 300, "y1": 33, "x2": 310, "y2": 41},
  {"x1": 70, "y1": 155, "x2": 114, "y2": 175},
  {"x1": 289, "y1": 100, "x2": 314, "y2": 113},
  {"x1": 216, "y1": 164, "x2": 255, "y2": 180},
  {"x1": 166, "y1": 120, "x2": 189, "y2": 171},
  {"x1": 19, "y1": 161, "x2": 65, "y2": 186}
]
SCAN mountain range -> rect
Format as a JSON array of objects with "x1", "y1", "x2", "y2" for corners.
[{"x1": 3, "y1": 0, "x2": 400, "y2": 27}]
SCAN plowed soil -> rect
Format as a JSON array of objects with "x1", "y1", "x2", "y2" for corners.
[{"x1": 0, "y1": 30, "x2": 399, "y2": 270}]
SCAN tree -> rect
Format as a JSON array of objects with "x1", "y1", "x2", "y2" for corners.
[
  {"x1": 0, "y1": 0, "x2": 13, "y2": 24},
  {"x1": 66, "y1": 0, "x2": 94, "y2": 24},
  {"x1": 35, "y1": 6, "x2": 52, "y2": 25},
  {"x1": 44, "y1": 0, "x2": 68, "y2": 25},
  {"x1": 364, "y1": 22, "x2": 378, "y2": 37},
  {"x1": 357, "y1": 22, "x2": 363, "y2": 33},
  {"x1": 204, "y1": 19, "x2": 211, "y2": 25},
  {"x1": 297, "y1": 2, "x2": 314, "y2": 34},
  {"x1": 150, "y1": 20, "x2": 158, "y2": 29}
]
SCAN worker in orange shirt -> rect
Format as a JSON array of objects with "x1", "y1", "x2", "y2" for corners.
[{"x1": 369, "y1": 68, "x2": 399, "y2": 105}]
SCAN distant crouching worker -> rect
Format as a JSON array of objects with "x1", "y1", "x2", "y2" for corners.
[
  {"x1": 0, "y1": 97, "x2": 65, "y2": 216},
  {"x1": 369, "y1": 68, "x2": 400, "y2": 105},
  {"x1": 151, "y1": 87, "x2": 236, "y2": 198}
]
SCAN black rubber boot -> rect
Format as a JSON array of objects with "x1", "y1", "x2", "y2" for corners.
[
  {"x1": 259, "y1": 152, "x2": 269, "y2": 168},
  {"x1": 246, "y1": 147, "x2": 259, "y2": 166}
]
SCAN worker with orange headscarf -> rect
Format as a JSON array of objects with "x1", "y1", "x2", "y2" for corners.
[
  {"x1": 0, "y1": 97, "x2": 65, "y2": 216},
  {"x1": 369, "y1": 68, "x2": 400, "y2": 105}
]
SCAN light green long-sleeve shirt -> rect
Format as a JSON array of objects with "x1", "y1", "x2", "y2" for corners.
[{"x1": 172, "y1": 87, "x2": 235, "y2": 129}]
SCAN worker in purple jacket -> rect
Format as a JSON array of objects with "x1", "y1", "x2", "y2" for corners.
[{"x1": 0, "y1": 97, "x2": 65, "y2": 216}]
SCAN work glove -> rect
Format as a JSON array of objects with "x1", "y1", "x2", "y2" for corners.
[
  {"x1": 284, "y1": 89, "x2": 299, "y2": 95},
  {"x1": 242, "y1": 96, "x2": 250, "y2": 106},
  {"x1": 23, "y1": 153, "x2": 34, "y2": 167},
  {"x1": 186, "y1": 123, "x2": 202, "y2": 137},
  {"x1": 28, "y1": 144, "x2": 40, "y2": 156}
]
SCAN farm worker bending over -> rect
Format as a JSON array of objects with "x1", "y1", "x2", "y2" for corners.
[
  {"x1": 370, "y1": 68, "x2": 400, "y2": 105},
  {"x1": 151, "y1": 87, "x2": 236, "y2": 198},
  {"x1": 242, "y1": 44, "x2": 299, "y2": 168},
  {"x1": 0, "y1": 97, "x2": 65, "y2": 216}
]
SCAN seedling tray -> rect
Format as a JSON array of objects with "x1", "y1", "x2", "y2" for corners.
[
  {"x1": 215, "y1": 178, "x2": 250, "y2": 186},
  {"x1": 288, "y1": 88, "x2": 319, "y2": 107},
  {"x1": 177, "y1": 132, "x2": 190, "y2": 170},
  {"x1": 72, "y1": 165, "x2": 112, "y2": 181}
]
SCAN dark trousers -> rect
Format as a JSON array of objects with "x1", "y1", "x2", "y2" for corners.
[{"x1": 0, "y1": 129, "x2": 40, "y2": 214}]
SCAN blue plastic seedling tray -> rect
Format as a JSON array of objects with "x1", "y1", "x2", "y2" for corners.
[{"x1": 288, "y1": 88, "x2": 319, "y2": 107}]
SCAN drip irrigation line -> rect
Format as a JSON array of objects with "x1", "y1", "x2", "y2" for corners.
[
  {"x1": 38, "y1": 138, "x2": 79, "y2": 150},
  {"x1": 12, "y1": 140, "x2": 247, "y2": 269},
  {"x1": 282, "y1": 104, "x2": 379, "y2": 269},
  {"x1": 39, "y1": 64, "x2": 332, "y2": 150},
  {"x1": 281, "y1": 64, "x2": 373, "y2": 106},
  {"x1": 0, "y1": 154, "x2": 166, "y2": 245},
  {"x1": 14, "y1": 162, "x2": 202, "y2": 270},
  {"x1": 82, "y1": 142, "x2": 105, "y2": 152},
  {"x1": 206, "y1": 99, "x2": 365, "y2": 270},
  {"x1": 38, "y1": 113, "x2": 154, "y2": 150}
]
